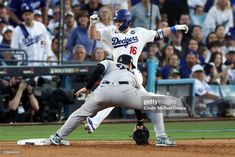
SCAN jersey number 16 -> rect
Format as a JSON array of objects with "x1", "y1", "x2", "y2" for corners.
[{"x1": 130, "y1": 46, "x2": 137, "y2": 55}]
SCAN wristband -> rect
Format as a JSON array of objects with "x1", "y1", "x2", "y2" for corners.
[{"x1": 170, "y1": 26, "x2": 177, "y2": 33}]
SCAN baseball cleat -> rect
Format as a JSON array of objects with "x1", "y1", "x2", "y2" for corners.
[
  {"x1": 84, "y1": 117, "x2": 96, "y2": 133},
  {"x1": 49, "y1": 133, "x2": 62, "y2": 145},
  {"x1": 179, "y1": 96, "x2": 194, "y2": 118},
  {"x1": 156, "y1": 136, "x2": 176, "y2": 147}
]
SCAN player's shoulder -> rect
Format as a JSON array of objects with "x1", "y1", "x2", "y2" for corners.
[{"x1": 132, "y1": 27, "x2": 152, "y2": 33}]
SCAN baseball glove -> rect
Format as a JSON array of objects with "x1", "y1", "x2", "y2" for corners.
[{"x1": 133, "y1": 126, "x2": 149, "y2": 145}]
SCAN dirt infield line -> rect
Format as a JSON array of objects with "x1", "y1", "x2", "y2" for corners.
[{"x1": 1, "y1": 139, "x2": 235, "y2": 157}]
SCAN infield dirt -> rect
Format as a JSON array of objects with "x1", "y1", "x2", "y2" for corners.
[{"x1": 0, "y1": 139, "x2": 235, "y2": 157}]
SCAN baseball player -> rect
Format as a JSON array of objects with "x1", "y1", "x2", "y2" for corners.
[
  {"x1": 84, "y1": 9, "x2": 188, "y2": 146},
  {"x1": 11, "y1": 4, "x2": 54, "y2": 66},
  {"x1": 49, "y1": 54, "x2": 185, "y2": 145}
]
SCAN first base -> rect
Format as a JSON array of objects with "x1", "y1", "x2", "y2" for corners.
[{"x1": 17, "y1": 138, "x2": 70, "y2": 146}]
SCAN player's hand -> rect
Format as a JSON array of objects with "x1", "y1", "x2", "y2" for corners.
[
  {"x1": 90, "y1": 14, "x2": 99, "y2": 25},
  {"x1": 175, "y1": 24, "x2": 189, "y2": 34},
  {"x1": 74, "y1": 87, "x2": 89, "y2": 97}
]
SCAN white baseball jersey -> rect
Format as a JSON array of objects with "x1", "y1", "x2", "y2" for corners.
[
  {"x1": 11, "y1": 21, "x2": 54, "y2": 66},
  {"x1": 99, "y1": 27, "x2": 157, "y2": 67}
]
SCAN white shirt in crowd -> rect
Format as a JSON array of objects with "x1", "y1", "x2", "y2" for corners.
[
  {"x1": 101, "y1": 0, "x2": 129, "y2": 10},
  {"x1": 11, "y1": 21, "x2": 54, "y2": 66},
  {"x1": 203, "y1": 5, "x2": 233, "y2": 39}
]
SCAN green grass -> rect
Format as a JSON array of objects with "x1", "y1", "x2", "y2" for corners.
[{"x1": 0, "y1": 121, "x2": 235, "y2": 141}]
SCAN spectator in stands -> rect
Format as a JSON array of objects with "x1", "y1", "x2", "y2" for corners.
[
  {"x1": 159, "y1": 44, "x2": 177, "y2": 67},
  {"x1": 223, "y1": 27, "x2": 235, "y2": 54},
  {"x1": 205, "y1": 52, "x2": 230, "y2": 84},
  {"x1": 191, "y1": 25, "x2": 205, "y2": 48},
  {"x1": 64, "y1": 11, "x2": 77, "y2": 39},
  {"x1": 101, "y1": 0, "x2": 131, "y2": 12},
  {"x1": 181, "y1": 38, "x2": 204, "y2": 66},
  {"x1": 191, "y1": 64, "x2": 230, "y2": 117},
  {"x1": 202, "y1": 0, "x2": 233, "y2": 39},
  {"x1": 2, "y1": 76, "x2": 39, "y2": 123},
  {"x1": 171, "y1": 31, "x2": 183, "y2": 55},
  {"x1": 131, "y1": 0, "x2": 161, "y2": 30},
  {"x1": 7, "y1": 0, "x2": 48, "y2": 26},
  {"x1": 71, "y1": 2, "x2": 83, "y2": 20},
  {"x1": 205, "y1": 41, "x2": 222, "y2": 63},
  {"x1": 206, "y1": 31, "x2": 218, "y2": 46},
  {"x1": 0, "y1": 25, "x2": 16, "y2": 66},
  {"x1": 0, "y1": 25, "x2": 13, "y2": 47},
  {"x1": 95, "y1": 6, "x2": 115, "y2": 58},
  {"x1": 81, "y1": 0, "x2": 103, "y2": 16},
  {"x1": 187, "y1": 0, "x2": 207, "y2": 14},
  {"x1": 11, "y1": 5, "x2": 54, "y2": 66},
  {"x1": 91, "y1": 47, "x2": 107, "y2": 62},
  {"x1": 161, "y1": 53, "x2": 180, "y2": 79},
  {"x1": 72, "y1": 44, "x2": 87, "y2": 62},
  {"x1": 215, "y1": 25, "x2": 226, "y2": 45},
  {"x1": 48, "y1": 5, "x2": 60, "y2": 34},
  {"x1": 180, "y1": 51, "x2": 198, "y2": 78},
  {"x1": 190, "y1": 5, "x2": 207, "y2": 27},
  {"x1": 147, "y1": 42, "x2": 161, "y2": 61},
  {"x1": 34, "y1": 10, "x2": 43, "y2": 23},
  {"x1": 224, "y1": 51, "x2": 235, "y2": 84},
  {"x1": 66, "y1": 10, "x2": 96, "y2": 59}
]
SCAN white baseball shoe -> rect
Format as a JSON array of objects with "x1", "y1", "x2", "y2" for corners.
[
  {"x1": 156, "y1": 136, "x2": 176, "y2": 147},
  {"x1": 49, "y1": 133, "x2": 62, "y2": 145},
  {"x1": 84, "y1": 117, "x2": 96, "y2": 133}
]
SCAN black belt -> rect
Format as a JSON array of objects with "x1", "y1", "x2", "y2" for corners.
[{"x1": 102, "y1": 80, "x2": 129, "y2": 85}]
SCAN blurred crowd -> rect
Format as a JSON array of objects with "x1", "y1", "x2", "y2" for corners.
[{"x1": 0, "y1": 0, "x2": 235, "y2": 122}]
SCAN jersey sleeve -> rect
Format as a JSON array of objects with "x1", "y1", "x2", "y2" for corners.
[
  {"x1": 136, "y1": 27, "x2": 157, "y2": 43},
  {"x1": 99, "y1": 60, "x2": 110, "y2": 71},
  {"x1": 98, "y1": 27, "x2": 113, "y2": 45}
]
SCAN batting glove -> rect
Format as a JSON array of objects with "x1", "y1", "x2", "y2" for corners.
[
  {"x1": 175, "y1": 24, "x2": 189, "y2": 34},
  {"x1": 90, "y1": 14, "x2": 99, "y2": 25}
]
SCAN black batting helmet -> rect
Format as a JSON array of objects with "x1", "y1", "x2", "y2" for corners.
[{"x1": 117, "y1": 54, "x2": 136, "y2": 69}]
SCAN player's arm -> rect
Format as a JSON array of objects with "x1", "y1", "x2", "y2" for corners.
[
  {"x1": 74, "y1": 61, "x2": 107, "y2": 97},
  {"x1": 88, "y1": 14, "x2": 101, "y2": 40},
  {"x1": 154, "y1": 25, "x2": 188, "y2": 41}
]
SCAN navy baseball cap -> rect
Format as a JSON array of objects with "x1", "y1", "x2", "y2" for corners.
[
  {"x1": 21, "y1": 4, "x2": 34, "y2": 14},
  {"x1": 117, "y1": 54, "x2": 136, "y2": 68},
  {"x1": 225, "y1": 27, "x2": 235, "y2": 40}
]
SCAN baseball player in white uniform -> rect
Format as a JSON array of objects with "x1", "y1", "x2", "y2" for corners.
[
  {"x1": 11, "y1": 4, "x2": 54, "y2": 66},
  {"x1": 49, "y1": 54, "x2": 185, "y2": 146},
  {"x1": 84, "y1": 9, "x2": 188, "y2": 146}
]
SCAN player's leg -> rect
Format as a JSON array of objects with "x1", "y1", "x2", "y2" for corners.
[
  {"x1": 85, "y1": 107, "x2": 115, "y2": 133},
  {"x1": 49, "y1": 94, "x2": 104, "y2": 145},
  {"x1": 132, "y1": 88, "x2": 177, "y2": 146}
]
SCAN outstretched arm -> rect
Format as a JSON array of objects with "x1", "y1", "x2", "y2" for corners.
[
  {"x1": 74, "y1": 63, "x2": 105, "y2": 97},
  {"x1": 155, "y1": 25, "x2": 188, "y2": 41}
]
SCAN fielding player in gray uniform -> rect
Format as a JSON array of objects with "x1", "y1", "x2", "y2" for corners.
[{"x1": 49, "y1": 54, "x2": 184, "y2": 146}]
